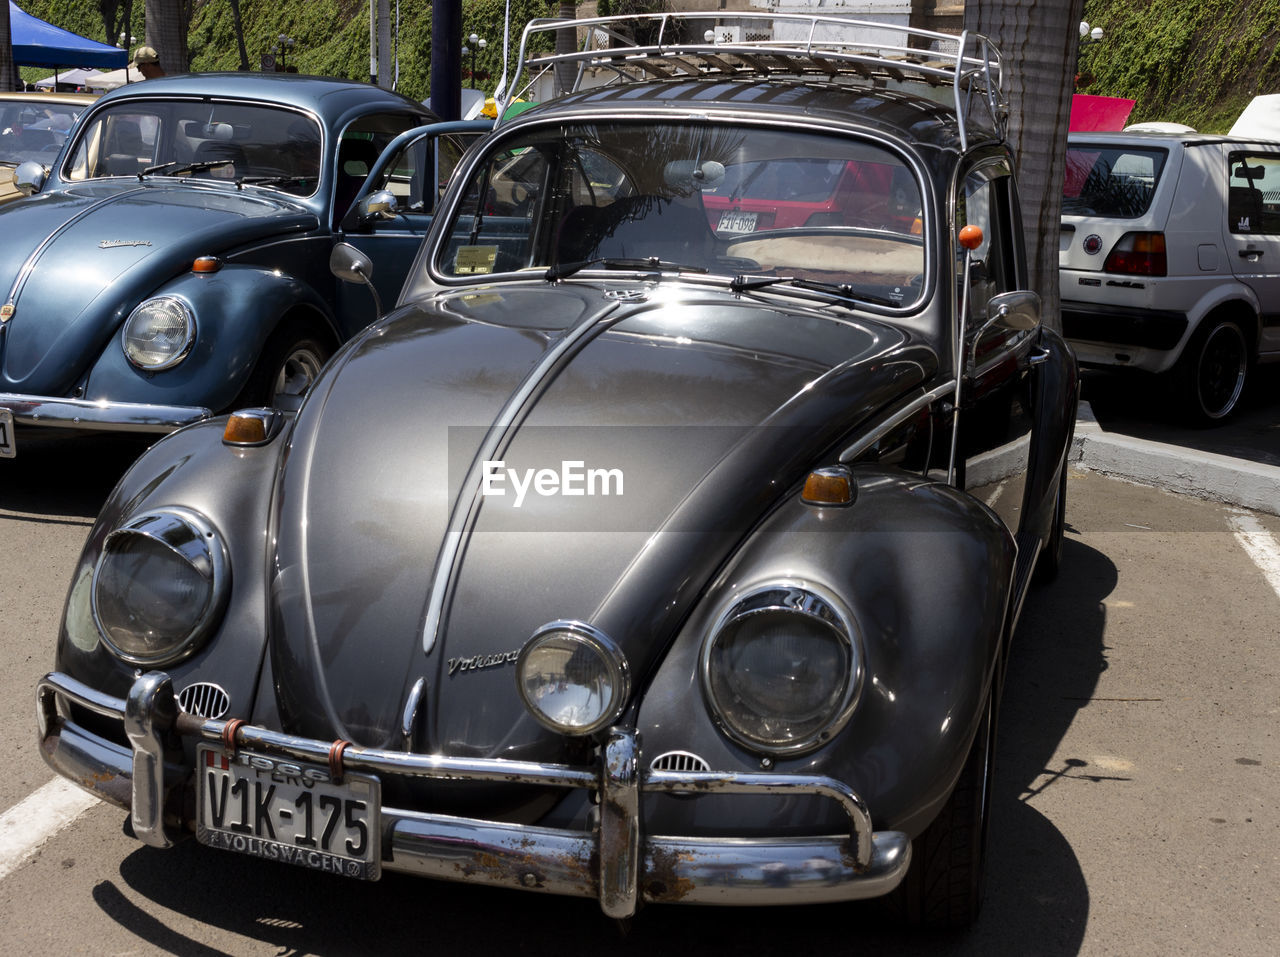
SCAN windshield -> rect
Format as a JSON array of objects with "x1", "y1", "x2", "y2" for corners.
[
  {"x1": 63, "y1": 99, "x2": 322, "y2": 196},
  {"x1": 435, "y1": 122, "x2": 926, "y2": 307},
  {"x1": 1063, "y1": 144, "x2": 1167, "y2": 218},
  {"x1": 0, "y1": 99, "x2": 89, "y2": 166}
]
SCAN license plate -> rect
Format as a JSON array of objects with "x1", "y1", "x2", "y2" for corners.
[
  {"x1": 0, "y1": 409, "x2": 14, "y2": 458},
  {"x1": 717, "y1": 210, "x2": 758, "y2": 234},
  {"x1": 196, "y1": 745, "x2": 381, "y2": 880}
]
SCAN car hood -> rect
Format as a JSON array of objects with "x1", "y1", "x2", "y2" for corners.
[
  {"x1": 0, "y1": 181, "x2": 315, "y2": 393},
  {"x1": 268, "y1": 281, "x2": 936, "y2": 764}
]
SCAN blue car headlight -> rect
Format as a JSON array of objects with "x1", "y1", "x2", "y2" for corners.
[
  {"x1": 122, "y1": 297, "x2": 196, "y2": 370},
  {"x1": 91, "y1": 507, "x2": 230, "y2": 666},
  {"x1": 701, "y1": 582, "x2": 864, "y2": 755}
]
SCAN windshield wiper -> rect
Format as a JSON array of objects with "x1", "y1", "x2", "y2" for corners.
[
  {"x1": 729, "y1": 273, "x2": 898, "y2": 308},
  {"x1": 138, "y1": 159, "x2": 233, "y2": 179},
  {"x1": 546, "y1": 256, "x2": 708, "y2": 282},
  {"x1": 237, "y1": 174, "x2": 317, "y2": 189}
]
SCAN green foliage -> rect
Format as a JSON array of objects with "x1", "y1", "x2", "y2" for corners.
[
  {"x1": 1080, "y1": 0, "x2": 1280, "y2": 132},
  {"x1": 16, "y1": 0, "x2": 558, "y2": 101}
]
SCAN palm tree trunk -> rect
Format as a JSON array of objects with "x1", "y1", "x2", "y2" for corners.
[
  {"x1": 1, "y1": 1, "x2": 15, "y2": 92},
  {"x1": 145, "y1": 0, "x2": 189, "y2": 75},
  {"x1": 964, "y1": 0, "x2": 1084, "y2": 334},
  {"x1": 229, "y1": 0, "x2": 250, "y2": 72},
  {"x1": 555, "y1": 3, "x2": 577, "y2": 96}
]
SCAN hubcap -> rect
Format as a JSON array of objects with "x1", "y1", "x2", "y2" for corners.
[{"x1": 272, "y1": 345, "x2": 324, "y2": 398}]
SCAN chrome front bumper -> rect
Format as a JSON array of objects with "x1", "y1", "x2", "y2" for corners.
[
  {"x1": 37, "y1": 671, "x2": 910, "y2": 916},
  {"x1": 0, "y1": 394, "x2": 210, "y2": 433}
]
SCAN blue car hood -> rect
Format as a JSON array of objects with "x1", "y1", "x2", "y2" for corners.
[
  {"x1": 267, "y1": 281, "x2": 937, "y2": 764},
  {"x1": 0, "y1": 181, "x2": 316, "y2": 393}
]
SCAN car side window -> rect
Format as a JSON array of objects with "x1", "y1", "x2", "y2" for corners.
[
  {"x1": 957, "y1": 164, "x2": 1022, "y2": 368},
  {"x1": 1227, "y1": 152, "x2": 1280, "y2": 235}
]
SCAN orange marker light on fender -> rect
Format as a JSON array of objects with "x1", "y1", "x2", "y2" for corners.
[
  {"x1": 802, "y1": 466, "x2": 856, "y2": 507},
  {"x1": 958, "y1": 225, "x2": 984, "y2": 251},
  {"x1": 192, "y1": 256, "x2": 223, "y2": 274},
  {"x1": 223, "y1": 411, "x2": 269, "y2": 445}
]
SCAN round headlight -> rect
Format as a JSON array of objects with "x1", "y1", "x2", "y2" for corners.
[
  {"x1": 701, "y1": 583, "x2": 863, "y2": 754},
  {"x1": 517, "y1": 621, "x2": 629, "y2": 735},
  {"x1": 122, "y1": 297, "x2": 195, "y2": 370},
  {"x1": 92, "y1": 507, "x2": 229, "y2": 666}
]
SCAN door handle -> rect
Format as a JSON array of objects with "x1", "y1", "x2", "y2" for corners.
[
  {"x1": 1240, "y1": 247, "x2": 1264, "y2": 259},
  {"x1": 1029, "y1": 346, "x2": 1051, "y2": 366}
]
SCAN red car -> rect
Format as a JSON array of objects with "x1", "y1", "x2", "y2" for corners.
[{"x1": 702, "y1": 157, "x2": 921, "y2": 235}]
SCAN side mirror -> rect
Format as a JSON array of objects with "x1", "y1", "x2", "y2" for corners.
[
  {"x1": 986, "y1": 289, "x2": 1041, "y2": 332},
  {"x1": 358, "y1": 188, "x2": 399, "y2": 223},
  {"x1": 13, "y1": 161, "x2": 48, "y2": 196},
  {"x1": 330, "y1": 242, "x2": 383, "y2": 317}
]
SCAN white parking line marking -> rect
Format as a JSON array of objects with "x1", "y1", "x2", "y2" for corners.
[
  {"x1": 1227, "y1": 511, "x2": 1280, "y2": 601},
  {"x1": 0, "y1": 779, "x2": 98, "y2": 881}
]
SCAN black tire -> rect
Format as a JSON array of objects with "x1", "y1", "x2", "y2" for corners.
[
  {"x1": 888, "y1": 690, "x2": 995, "y2": 929},
  {"x1": 1033, "y1": 457, "x2": 1069, "y2": 585},
  {"x1": 232, "y1": 321, "x2": 334, "y2": 411},
  {"x1": 1174, "y1": 317, "x2": 1249, "y2": 426}
]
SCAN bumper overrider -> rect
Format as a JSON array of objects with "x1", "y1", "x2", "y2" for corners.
[
  {"x1": 0, "y1": 394, "x2": 211, "y2": 433},
  {"x1": 38, "y1": 671, "x2": 911, "y2": 916}
]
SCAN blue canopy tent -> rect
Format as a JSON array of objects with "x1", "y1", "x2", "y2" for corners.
[{"x1": 9, "y1": 1, "x2": 128, "y2": 69}]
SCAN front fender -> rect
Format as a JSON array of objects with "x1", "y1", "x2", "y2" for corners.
[
  {"x1": 81, "y1": 266, "x2": 336, "y2": 412},
  {"x1": 54, "y1": 417, "x2": 285, "y2": 726},
  {"x1": 634, "y1": 467, "x2": 1016, "y2": 840}
]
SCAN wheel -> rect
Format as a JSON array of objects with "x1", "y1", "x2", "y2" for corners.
[
  {"x1": 888, "y1": 689, "x2": 995, "y2": 929},
  {"x1": 1174, "y1": 317, "x2": 1249, "y2": 426},
  {"x1": 232, "y1": 321, "x2": 334, "y2": 410},
  {"x1": 1033, "y1": 456, "x2": 1069, "y2": 585}
]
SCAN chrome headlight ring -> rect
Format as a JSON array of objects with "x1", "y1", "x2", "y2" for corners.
[
  {"x1": 517, "y1": 620, "x2": 631, "y2": 736},
  {"x1": 90, "y1": 507, "x2": 230, "y2": 667},
  {"x1": 700, "y1": 581, "x2": 865, "y2": 756},
  {"x1": 121, "y1": 296, "x2": 196, "y2": 371}
]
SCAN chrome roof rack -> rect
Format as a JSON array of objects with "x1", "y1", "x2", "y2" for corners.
[{"x1": 497, "y1": 12, "x2": 1005, "y2": 150}]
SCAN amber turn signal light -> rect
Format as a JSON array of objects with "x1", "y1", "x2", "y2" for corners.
[
  {"x1": 223, "y1": 411, "x2": 270, "y2": 445},
  {"x1": 192, "y1": 256, "x2": 223, "y2": 274},
  {"x1": 801, "y1": 466, "x2": 855, "y2": 507}
]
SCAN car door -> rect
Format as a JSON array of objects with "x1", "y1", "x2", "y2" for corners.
[
  {"x1": 335, "y1": 119, "x2": 491, "y2": 330},
  {"x1": 1224, "y1": 146, "x2": 1280, "y2": 357},
  {"x1": 954, "y1": 159, "x2": 1038, "y2": 545}
]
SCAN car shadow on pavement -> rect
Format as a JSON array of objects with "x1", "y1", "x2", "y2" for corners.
[
  {"x1": 100, "y1": 537, "x2": 1115, "y2": 957},
  {"x1": 0, "y1": 434, "x2": 150, "y2": 520}
]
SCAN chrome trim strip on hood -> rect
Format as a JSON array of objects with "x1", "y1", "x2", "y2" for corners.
[
  {"x1": 4, "y1": 186, "x2": 152, "y2": 308},
  {"x1": 420, "y1": 299, "x2": 625, "y2": 654}
]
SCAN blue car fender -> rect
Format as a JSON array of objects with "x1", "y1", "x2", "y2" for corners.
[{"x1": 80, "y1": 265, "x2": 338, "y2": 412}]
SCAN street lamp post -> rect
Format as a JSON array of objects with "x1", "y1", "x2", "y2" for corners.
[
  {"x1": 273, "y1": 34, "x2": 296, "y2": 72},
  {"x1": 1079, "y1": 21, "x2": 1104, "y2": 46},
  {"x1": 464, "y1": 32, "x2": 486, "y2": 89}
]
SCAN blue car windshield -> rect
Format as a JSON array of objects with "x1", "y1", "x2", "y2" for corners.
[
  {"x1": 63, "y1": 99, "x2": 322, "y2": 196},
  {"x1": 434, "y1": 121, "x2": 926, "y2": 308}
]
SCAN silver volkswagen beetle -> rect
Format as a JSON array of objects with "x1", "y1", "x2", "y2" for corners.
[{"x1": 36, "y1": 14, "x2": 1077, "y2": 929}]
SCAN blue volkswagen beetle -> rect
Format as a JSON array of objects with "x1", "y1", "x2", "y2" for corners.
[{"x1": 0, "y1": 73, "x2": 485, "y2": 458}]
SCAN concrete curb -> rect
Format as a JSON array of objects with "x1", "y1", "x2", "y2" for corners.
[{"x1": 1071, "y1": 401, "x2": 1280, "y2": 517}]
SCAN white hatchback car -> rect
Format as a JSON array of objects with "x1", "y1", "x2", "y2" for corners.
[{"x1": 1060, "y1": 131, "x2": 1280, "y2": 424}]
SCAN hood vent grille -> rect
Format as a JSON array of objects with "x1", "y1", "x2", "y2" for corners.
[
  {"x1": 649, "y1": 750, "x2": 711, "y2": 774},
  {"x1": 178, "y1": 681, "x2": 230, "y2": 720}
]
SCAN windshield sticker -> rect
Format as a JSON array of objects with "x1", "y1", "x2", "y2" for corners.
[{"x1": 454, "y1": 246, "x2": 498, "y2": 275}]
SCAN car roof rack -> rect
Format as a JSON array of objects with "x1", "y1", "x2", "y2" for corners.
[{"x1": 497, "y1": 12, "x2": 1005, "y2": 150}]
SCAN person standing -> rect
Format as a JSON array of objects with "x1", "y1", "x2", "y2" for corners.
[{"x1": 131, "y1": 47, "x2": 165, "y2": 80}]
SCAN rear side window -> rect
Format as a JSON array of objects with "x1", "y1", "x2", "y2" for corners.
[
  {"x1": 1227, "y1": 153, "x2": 1280, "y2": 234},
  {"x1": 1063, "y1": 145, "x2": 1167, "y2": 218}
]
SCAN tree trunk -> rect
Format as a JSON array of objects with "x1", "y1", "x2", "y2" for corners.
[
  {"x1": 555, "y1": 3, "x2": 577, "y2": 96},
  {"x1": 229, "y1": 0, "x2": 250, "y2": 72},
  {"x1": 964, "y1": 0, "x2": 1084, "y2": 334},
  {"x1": 0, "y1": 0, "x2": 14, "y2": 92},
  {"x1": 145, "y1": 0, "x2": 190, "y2": 75}
]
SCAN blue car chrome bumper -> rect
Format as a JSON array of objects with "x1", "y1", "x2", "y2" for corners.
[
  {"x1": 0, "y1": 394, "x2": 210, "y2": 434},
  {"x1": 37, "y1": 670, "x2": 911, "y2": 917}
]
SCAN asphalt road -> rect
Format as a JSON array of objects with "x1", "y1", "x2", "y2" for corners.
[{"x1": 1, "y1": 445, "x2": 1277, "y2": 956}]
